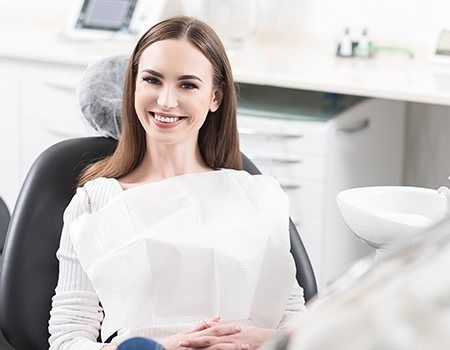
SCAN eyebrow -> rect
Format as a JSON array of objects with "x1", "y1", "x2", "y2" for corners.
[{"x1": 142, "y1": 68, "x2": 204, "y2": 83}]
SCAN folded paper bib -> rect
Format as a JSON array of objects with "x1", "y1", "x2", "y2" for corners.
[{"x1": 70, "y1": 170, "x2": 296, "y2": 341}]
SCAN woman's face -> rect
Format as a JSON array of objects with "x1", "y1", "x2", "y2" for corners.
[{"x1": 134, "y1": 39, "x2": 222, "y2": 147}]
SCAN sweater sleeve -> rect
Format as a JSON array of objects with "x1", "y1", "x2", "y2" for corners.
[
  {"x1": 48, "y1": 187, "x2": 107, "y2": 350},
  {"x1": 277, "y1": 280, "x2": 308, "y2": 329}
]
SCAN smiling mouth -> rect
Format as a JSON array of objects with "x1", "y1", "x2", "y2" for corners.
[{"x1": 150, "y1": 112, "x2": 188, "y2": 124}]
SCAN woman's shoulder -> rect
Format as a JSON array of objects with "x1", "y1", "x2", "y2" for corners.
[
  {"x1": 83, "y1": 177, "x2": 123, "y2": 212},
  {"x1": 64, "y1": 177, "x2": 122, "y2": 221},
  {"x1": 82, "y1": 176, "x2": 122, "y2": 193}
]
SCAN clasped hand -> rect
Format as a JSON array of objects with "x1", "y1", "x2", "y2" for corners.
[{"x1": 161, "y1": 316, "x2": 275, "y2": 350}]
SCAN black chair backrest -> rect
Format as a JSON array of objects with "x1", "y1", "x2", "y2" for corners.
[
  {"x1": 0, "y1": 196, "x2": 10, "y2": 254},
  {"x1": 0, "y1": 137, "x2": 316, "y2": 350}
]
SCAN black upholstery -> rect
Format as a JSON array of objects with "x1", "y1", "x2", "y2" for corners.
[
  {"x1": 0, "y1": 196, "x2": 10, "y2": 254},
  {"x1": 0, "y1": 197, "x2": 11, "y2": 349},
  {"x1": 0, "y1": 137, "x2": 317, "y2": 350}
]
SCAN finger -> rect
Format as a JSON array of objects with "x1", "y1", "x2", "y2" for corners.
[
  {"x1": 199, "y1": 324, "x2": 242, "y2": 337},
  {"x1": 184, "y1": 321, "x2": 211, "y2": 334},
  {"x1": 180, "y1": 338, "x2": 248, "y2": 350},
  {"x1": 184, "y1": 315, "x2": 225, "y2": 335},
  {"x1": 210, "y1": 315, "x2": 221, "y2": 323},
  {"x1": 180, "y1": 326, "x2": 241, "y2": 347},
  {"x1": 179, "y1": 336, "x2": 220, "y2": 348},
  {"x1": 208, "y1": 343, "x2": 248, "y2": 350}
]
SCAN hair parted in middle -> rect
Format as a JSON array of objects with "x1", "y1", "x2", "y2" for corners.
[{"x1": 78, "y1": 16, "x2": 242, "y2": 187}]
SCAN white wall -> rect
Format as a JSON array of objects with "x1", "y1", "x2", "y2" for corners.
[
  {"x1": 405, "y1": 103, "x2": 450, "y2": 188},
  {"x1": 282, "y1": 0, "x2": 450, "y2": 49},
  {"x1": 4, "y1": 0, "x2": 449, "y2": 49},
  {"x1": 169, "y1": 0, "x2": 450, "y2": 55}
]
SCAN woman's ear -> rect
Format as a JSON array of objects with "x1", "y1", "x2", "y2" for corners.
[{"x1": 209, "y1": 83, "x2": 224, "y2": 113}]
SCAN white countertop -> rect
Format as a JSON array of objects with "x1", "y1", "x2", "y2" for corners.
[{"x1": 2, "y1": 20, "x2": 450, "y2": 106}]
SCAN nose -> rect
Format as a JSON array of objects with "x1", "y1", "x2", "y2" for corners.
[{"x1": 157, "y1": 85, "x2": 178, "y2": 109}]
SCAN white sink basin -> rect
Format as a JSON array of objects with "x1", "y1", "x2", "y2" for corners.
[{"x1": 337, "y1": 186, "x2": 449, "y2": 255}]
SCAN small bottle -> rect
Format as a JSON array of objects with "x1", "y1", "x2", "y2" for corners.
[
  {"x1": 338, "y1": 27, "x2": 353, "y2": 57},
  {"x1": 356, "y1": 28, "x2": 371, "y2": 58}
]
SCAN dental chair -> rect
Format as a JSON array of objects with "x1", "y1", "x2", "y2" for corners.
[
  {"x1": 0, "y1": 196, "x2": 11, "y2": 349},
  {"x1": 0, "y1": 196, "x2": 10, "y2": 256},
  {"x1": 0, "y1": 56, "x2": 317, "y2": 350}
]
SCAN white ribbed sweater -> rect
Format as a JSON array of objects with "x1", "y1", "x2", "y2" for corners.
[{"x1": 48, "y1": 172, "x2": 306, "y2": 350}]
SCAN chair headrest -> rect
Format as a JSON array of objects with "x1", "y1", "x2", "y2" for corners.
[{"x1": 77, "y1": 55, "x2": 129, "y2": 140}]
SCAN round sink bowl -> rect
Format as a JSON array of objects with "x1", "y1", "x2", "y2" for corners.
[{"x1": 337, "y1": 186, "x2": 449, "y2": 255}]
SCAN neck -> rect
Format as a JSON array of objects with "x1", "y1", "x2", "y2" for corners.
[{"x1": 136, "y1": 139, "x2": 214, "y2": 182}]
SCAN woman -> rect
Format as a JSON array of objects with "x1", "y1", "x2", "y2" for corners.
[{"x1": 48, "y1": 16, "x2": 305, "y2": 350}]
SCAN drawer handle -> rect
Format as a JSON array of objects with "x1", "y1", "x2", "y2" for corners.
[
  {"x1": 44, "y1": 81, "x2": 78, "y2": 93},
  {"x1": 281, "y1": 183, "x2": 302, "y2": 190},
  {"x1": 238, "y1": 127, "x2": 303, "y2": 139},
  {"x1": 336, "y1": 119, "x2": 370, "y2": 133},
  {"x1": 247, "y1": 155, "x2": 303, "y2": 164}
]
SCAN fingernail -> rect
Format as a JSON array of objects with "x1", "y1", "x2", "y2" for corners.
[
  {"x1": 179, "y1": 340, "x2": 189, "y2": 347},
  {"x1": 241, "y1": 344, "x2": 249, "y2": 350},
  {"x1": 235, "y1": 326, "x2": 241, "y2": 332}
]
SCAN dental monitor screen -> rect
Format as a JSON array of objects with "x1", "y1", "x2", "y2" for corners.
[{"x1": 74, "y1": 0, "x2": 137, "y2": 32}]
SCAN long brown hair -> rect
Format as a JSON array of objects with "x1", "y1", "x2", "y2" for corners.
[{"x1": 77, "y1": 16, "x2": 242, "y2": 187}]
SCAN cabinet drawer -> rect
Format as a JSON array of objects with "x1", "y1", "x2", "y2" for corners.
[
  {"x1": 20, "y1": 63, "x2": 85, "y2": 124},
  {"x1": 237, "y1": 114, "x2": 327, "y2": 155},
  {"x1": 242, "y1": 152, "x2": 325, "y2": 181},
  {"x1": 21, "y1": 121, "x2": 89, "y2": 176}
]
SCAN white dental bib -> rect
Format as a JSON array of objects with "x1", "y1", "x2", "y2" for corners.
[{"x1": 69, "y1": 170, "x2": 296, "y2": 341}]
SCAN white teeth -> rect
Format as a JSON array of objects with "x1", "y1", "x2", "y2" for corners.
[{"x1": 153, "y1": 113, "x2": 181, "y2": 123}]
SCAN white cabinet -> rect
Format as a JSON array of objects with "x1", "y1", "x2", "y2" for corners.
[
  {"x1": 237, "y1": 84, "x2": 406, "y2": 289},
  {"x1": 0, "y1": 59, "x2": 92, "y2": 211}
]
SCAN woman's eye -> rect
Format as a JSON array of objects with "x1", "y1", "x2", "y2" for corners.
[
  {"x1": 143, "y1": 77, "x2": 160, "y2": 85},
  {"x1": 180, "y1": 82, "x2": 197, "y2": 89}
]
